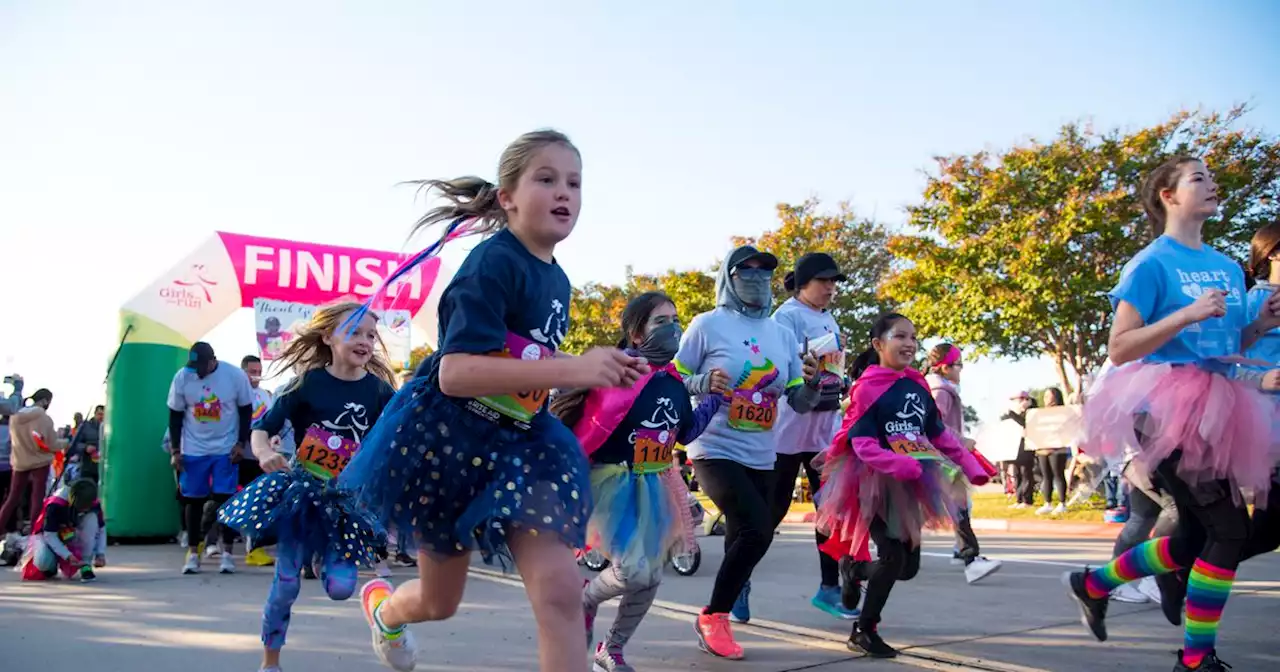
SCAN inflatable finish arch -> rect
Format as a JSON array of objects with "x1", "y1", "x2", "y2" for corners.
[{"x1": 105, "y1": 232, "x2": 450, "y2": 538}]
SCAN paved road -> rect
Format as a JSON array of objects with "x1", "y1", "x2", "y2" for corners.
[{"x1": 1, "y1": 526, "x2": 1277, "y2": 671}]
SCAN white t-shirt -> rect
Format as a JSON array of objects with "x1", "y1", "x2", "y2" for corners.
[{"x1": 166, "y1": 361, "x2": 254, "y2": 457}]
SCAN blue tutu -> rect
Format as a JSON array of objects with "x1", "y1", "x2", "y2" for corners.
[
  {"x1": 218, "y1": 468, "x2": 382, "y2": 567},
  {"x1": 587, "y1": 463, "x2": 694, "y2": 585},
  {"x1": 338, "y1": 375, "x2": 593, "y2": 568}
]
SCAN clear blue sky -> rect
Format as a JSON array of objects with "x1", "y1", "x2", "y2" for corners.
[{"x1": 2, "y1": 1, "x2": 1278, "y2": 427}]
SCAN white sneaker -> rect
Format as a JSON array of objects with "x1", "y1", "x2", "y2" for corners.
[
  {"x1": 178, "y1": 531, "x2": 189, "y2": 547},
  {"x1": 182, "y1": 550, "x2": 201, "y2": 575},
  {"x1": 964, "y1": 557, "x2": 1002, "y2": 584},
  {"x1": 1111, "y1": 581, "x2": 1149, "y2": 604},
  {"x1": 1136, "y1": 576, "x2": 1162, "y2": 603},
  {"x1": 1035, "y1": 504, "x2": 1054, "y2": 515},
  {"x1": 375, "y1": 560, "x2": 393, "y2": 579},
  {"x1": 205, "y1": 544, "x2": 223, "y2": 559},
  {"x1": 361, "y1": 580, "x2": 418, "y2": 671},
  {"x1": 1009, "y1": 503, "x2": 1028, "y2": 510},
  {"x1": 1051, "y1": 504, "x2": 1067, "y2": 516},
  {"x1": 220, "y1": 553, "x2": 235, "y2": 574}
]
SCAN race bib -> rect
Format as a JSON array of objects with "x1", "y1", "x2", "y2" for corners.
[
  {"x1": 475, "y1": 332, "x2": 553, "y2": 424},
  {"x1": 296, "y1": 427, "x2": 357, "y2": 480},
  {"x1": 728, "y1": 389, "x2": 777, "y2": 432},
  {"x1": 631, "y1": 427, "x2": 674, "y2": 474},
  {"x1": 886, "y1": 433, "x2": 943, "y2": 461}
]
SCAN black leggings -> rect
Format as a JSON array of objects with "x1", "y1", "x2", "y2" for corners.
[
  {"x1": 1037, "y1": 450, "x2": 1069, "y2": 505},
  {"x1": 1242, "y1": 475, "x2": 1280, "y2": 561},
  {"x1": 183, "y1": 495, "x2": 235, "y2": 551},
  {"x1": 694, "y1": 458, "x2": 775, "y2": 614},
  {"x1": 770, "y1": 452, "x2": 839, "y2": 587},
  {"x1": 1151, "y1": 454, "x2": 1250, "y2": 572},
  {"x1": 858, "y1": 517, "x2": 922, "y2": 629},
  {"x1": 1014, "y1": 451, "x2": 1036, "y2": 505}
]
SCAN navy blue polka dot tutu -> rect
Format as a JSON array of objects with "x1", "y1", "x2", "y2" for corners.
[
  {"x1": 338, "y1": 374, "x2": 593, "y2": 568},
  {"x1": 218, "y1": 468, "x2": 382, "y2": 567}
]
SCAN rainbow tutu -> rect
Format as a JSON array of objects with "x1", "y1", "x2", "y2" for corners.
[
  {"x1": 815, "y1": 452, "x2": 968, "y2": 552},
  {"x1": 1084, "y1": 362, "x2": 1275, "y2": 504},
  {"x1": 586, "y1": 464, "x2": 694, "y2": 585}
]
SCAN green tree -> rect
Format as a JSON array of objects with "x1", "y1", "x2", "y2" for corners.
[
  {"x1": 408, "y1": 345, "x2": 433, "y2": 370},
  {"x1": 562, "y1": 267, "x2": 718, "y2": 355},
  {"x1": 962, "y1": 404, "x2": 980, "y2": 432},
  {"x1": 881, "y1": 106, "x2": 1280, "y2": 394},
  {"x1": 733, "y1": 198, "x2": 895, "y2": 353}
]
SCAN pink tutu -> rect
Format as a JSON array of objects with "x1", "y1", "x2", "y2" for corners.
[
  {"x1": 1084, "y1": 362, "x2": 1275, "y2": 504},
  {"x1": 814, "y1": 449, "x2": 968, "y2": 552}
]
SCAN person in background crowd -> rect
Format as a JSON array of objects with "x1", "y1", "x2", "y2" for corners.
[
  {"x1": 167, "y1": 341, "x2": 254, "y2": 575},
  {"x1": 1001, "y1": 391, "x2": 1037, "y2": 509},
  {"x1": 0, "y1": 375, "x2": 22, "y2": 533},
  {"x1": 924, "y1": 344, "x2": 1002, "y2": 584},
  {"x1": 19, "y1": 478, "x2": 106, "y2": 582},
  {"x1": 240, "y1": 355, "x2": 276, "y2": 568},
  {"x1": 1034, "y1": 389, "x2": 1070, "y2": 516},
  {"x1": 68, "y1": 405, "x2": 104, "y2": 483},
  {"x1": 0, "y1": 388, "x2": 67, "y2": 535}
]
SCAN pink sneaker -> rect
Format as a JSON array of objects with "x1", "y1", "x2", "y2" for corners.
[{"x1": 695, "y1": 611, "x2": 744, "y2": 659}]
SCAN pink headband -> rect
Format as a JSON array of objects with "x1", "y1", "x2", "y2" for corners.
[{"x1": 935, "y1": 347, "x2": 961, "y2": 369}]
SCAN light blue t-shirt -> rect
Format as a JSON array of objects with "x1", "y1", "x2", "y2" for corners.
[
  {"x1": 1245, "y1": 281, "x2": 1280, "y2": 365},
  {"x1": 771, "y1": 298, "x2": 846, "y2": 455},
  {"x1": 674, "y1": 307, "x2": 806, "y2": 470},
  {"x1": 1110, "y1": 236, "x2": 1246, "y2": 364},
  {"x1": 166, "y1": 361, "x2": 254, "y2": 457}
]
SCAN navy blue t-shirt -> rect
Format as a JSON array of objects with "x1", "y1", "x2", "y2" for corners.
[
  {"x1": 429, "y1": 229, "x2": 573, "y2": 425},
  {"x1": 593, "y1": 372, "x2": 695, "y2": 467},
  {"x1": 254, "y1": 368, "x2": 395, "y2": 478},
  {"x1": 848, "y1": 377, "x2": 948, "y2": 460}
]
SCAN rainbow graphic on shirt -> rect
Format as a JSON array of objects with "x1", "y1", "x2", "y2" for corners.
[
  {"x1": 735, "y1": 358, "x2": 779, "y2": 392},
  {"x1": 252, "y1": 399, "x2": 268, "y2": 421},
  {"x1": 192, "y1": 392, "x2": 223, "y2": 423}
]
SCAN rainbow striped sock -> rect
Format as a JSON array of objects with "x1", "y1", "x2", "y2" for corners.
[
  {"x1": 1183, "y1": 559, "x2": 1235, "y2": 668},
  {"x1": 1084, "y1": 537, "x2": 1180, "y2": 600}
]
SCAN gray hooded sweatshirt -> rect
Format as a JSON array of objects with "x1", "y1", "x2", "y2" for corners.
[{"x1": 674, "y1": 257, "x2": 819, "y2": 470}]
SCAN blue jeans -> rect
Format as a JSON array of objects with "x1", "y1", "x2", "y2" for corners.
[
  {"x1": 1102, "y1": 472, "x2": 1128, "y2": 509},
  {"x1": 262, "y1": 536, "x2": 358, "y2": 649}
]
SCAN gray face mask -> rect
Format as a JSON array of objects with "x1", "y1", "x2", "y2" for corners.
[
  {"x1": 638, "y1": 323, "x2": 682, "y2": 366},
  {"x1": 731, "y1": 274, "x2": 773, "y2": 311}
]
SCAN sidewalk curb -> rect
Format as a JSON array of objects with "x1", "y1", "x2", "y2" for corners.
[{"x1": 780, "y1": 510, "x2": 1122, "y2": 538}]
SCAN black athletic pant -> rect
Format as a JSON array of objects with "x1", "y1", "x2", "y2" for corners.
[
  {"x1": 1014, "y1": 450, "x2": 1036, "y2": 505},
  {"x1": 695, "y1": 458, "x2": 775, "y2": 614},
  {"x1": 953, "y1": 508, "x2": 981, "y2": 564},
  {"x1": 1151, "y1": 453, "x2": 1250, "y2": 573},
  {"x1": 770, "y1": 451, "x2": 839, "y2": 587},
  {"x1": 1242, "y1": 475, "x2": 1280, "y2": 561},
  {"x1": 184, "y1": 495, "x2": 235, "y2": 551},
  {"x1": 857, "y1": 517, "x2": 922, "y2": 630}
]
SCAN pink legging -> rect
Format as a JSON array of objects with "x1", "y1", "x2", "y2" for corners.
[{"x1": 0, "y1": 465, "x2": 51, "y2": 533}]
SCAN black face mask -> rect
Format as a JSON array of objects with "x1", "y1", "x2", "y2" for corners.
[{"x1": 638, "y1": 323, "x2": 682, "y2": 366}]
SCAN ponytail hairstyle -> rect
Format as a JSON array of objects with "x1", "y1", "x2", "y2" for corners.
[
  {"x1": 926, "y1": 343, "x2": 960, "y2": 373},
  {"x1": 783, "y1": 271, "x2": 797, "y2": 295},
  {"x1": 551, "y1": 291, "x2": 676, "y2": 429},
  {"x1": 850, "y1": 312, "x2": 910, "y2": 380},
  {"x1": 272, "y1": 300, "x2": 397, "y2": 390},
  {"x1": 343, "y1": 130, "x2": 581, "y2": 333},
  {"x1": 405, "y1": 129, "x2": 581, "y2": 245},
  {"x1": 1248, "y1": 221, "x2": 1280, "y2": 281},
  {"x1": 1140, "y1": 155, "x2": 1201, "y2": 236}
]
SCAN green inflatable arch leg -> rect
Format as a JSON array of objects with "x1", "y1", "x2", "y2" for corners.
[{"x1": 103, "y1": 311, "x2": 191, "y2": 538}]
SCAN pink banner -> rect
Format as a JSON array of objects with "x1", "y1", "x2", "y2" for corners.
[{"x1": 217, "y1": 232, "x2": 441, "y2": 314}]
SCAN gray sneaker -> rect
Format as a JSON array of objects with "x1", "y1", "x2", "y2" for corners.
[
  {"x1": 182, "y1": 550, "x2": 201, "y2": 575},
  {"x1": 593, "y1": 643, "x2": 635, "y2": 672}
]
